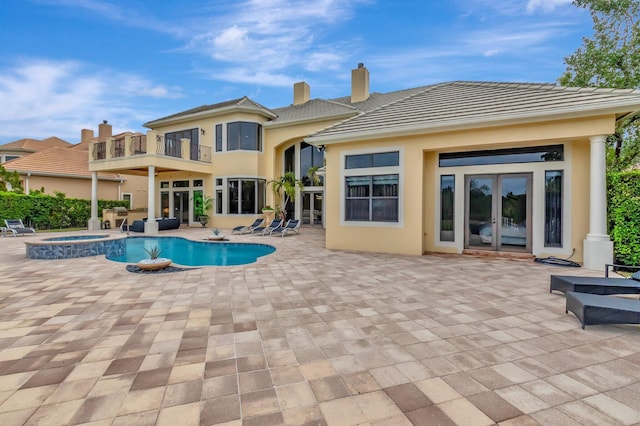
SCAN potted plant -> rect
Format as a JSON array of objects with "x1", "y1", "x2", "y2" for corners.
[
  {"x1": 261, "y1": 205, "x2": 275, "y2": 223},
  {"x1": 136, "y1": 245, "x2": 172, "y2": 271},
  {"x1": 207, "y1": 228, "x2": 225, "y2": 241},
  {"x1": 194, "y1": 193, "x2": 214, "y2": 227}
]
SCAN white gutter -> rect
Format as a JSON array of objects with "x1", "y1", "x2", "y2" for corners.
[{"x1": 12, "y1": 170, "x2": 123, "y2": 182}]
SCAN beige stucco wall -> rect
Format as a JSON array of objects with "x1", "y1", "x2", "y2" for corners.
[
  {"x1": 325, "y1": 115, "x2": 616, "y2": 260},
  {"x1": 22, "y1": 175, "x2": 121, "y2": 200}
]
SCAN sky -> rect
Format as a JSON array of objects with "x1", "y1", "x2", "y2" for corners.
[{"x1": 0, "y1": 0, "x2": 593, "y2": 143}]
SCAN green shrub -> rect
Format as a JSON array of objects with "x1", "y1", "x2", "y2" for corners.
[
  {"x1": 608, "y1": 171, "x2": 640, "y2": 266},
  {"x1": 0, "y1": 192, "x2": 128, "y2": 230}
]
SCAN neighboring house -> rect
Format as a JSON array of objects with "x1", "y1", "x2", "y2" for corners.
[
  {"x1": 88, "y1": 64, "x2": 640, "y2": 270},
  {"x1": 0, "y1": 136, "x2": 71, "y2": 163},
  {"x1": 2, "y1": 121, "x2": 148, "y2": 208}
]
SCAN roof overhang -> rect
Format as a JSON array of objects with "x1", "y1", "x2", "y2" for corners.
[
  {"x1": 12, "y1": 170, "x2": 123, "y2": 181},
  {"x1": 305, "y1": 102, "x2": 640, "y2": 145},
  {"x1": 263, "y1": 111, "x2": 359, "y2": 129},
  {"x1": 144, "y1": 104, "x2": 277, "y2": 129}
]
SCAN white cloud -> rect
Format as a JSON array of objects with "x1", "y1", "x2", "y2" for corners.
[
  {"x1": 0, "y1": 59, "x2": 181, "y2": 141},
  {"x1": 526, "y1": 0, "x2": 573, "y2": 13}
]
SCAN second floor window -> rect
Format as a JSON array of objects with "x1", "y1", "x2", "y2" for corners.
[{"x1": 227, "y1": 122, "x2": 262, "y2": 151}]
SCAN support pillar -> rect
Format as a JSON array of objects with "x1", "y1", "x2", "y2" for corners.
[
  {"x1": 145, "y1": 166, "x2": 158, "y2": 234},
  {"x1": 88, "y1": 172, "x2": 101, "y2": 231},
  {"x1": 583, "y1": 135, "x2": 613, "y2": 270}
]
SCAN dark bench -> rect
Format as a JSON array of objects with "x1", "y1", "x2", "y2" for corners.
[
  {"x1": 566, "y1": 291, "x2": 640, "y2": 329},
  {"x1": 550, "y1": 275, "x2": 640, "y2": 295}
]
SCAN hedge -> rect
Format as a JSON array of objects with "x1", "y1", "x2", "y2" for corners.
[
  {"x1": 608, "y1": 171, "x2": 640, "y2": 266},
  {"x1": 0, "y1": 192, "x2": 128, "y2": 230}
]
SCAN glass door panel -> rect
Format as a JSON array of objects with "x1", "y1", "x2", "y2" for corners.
[
  {"x1": 466, "y1": 176, "x2": 496, "y2": 249},
  {"x1": 173, "y1": 191, "x2": 189, "y2": 224},
  {"x1": 499, "y1": 175, "x2": 529, "y2": 250},
  {"x1": 302, "y1": 192, "x2": 323, "y2": 226}
]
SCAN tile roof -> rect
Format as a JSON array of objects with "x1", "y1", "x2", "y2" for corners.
[
  {"x1": 144, "y1": 97, "x2": 276, "y2": 127},
  {"x1": 0, "y1": 136, "x2": 72, "y2": 152},
  {"x1": 306, "y1": 81, "x2": 640, "y2": 142},
  {"x1": 3, "y1": 146, "x2": 120, "y2": 179},
  {"x1": 270, "y1": 86, "x2": 429, "y2": 125}
]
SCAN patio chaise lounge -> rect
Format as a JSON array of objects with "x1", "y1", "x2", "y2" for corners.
[
  {"x1": 231, "y1": 218, "x2": 264, "y2": 235},
  {"x1": 550, "y1": 274, "x2": 640, "y2": 296},
  {"x1": 254, "y1": 219, "x2": 283, "y2": 236},
  {"x1": 3, "y1": 219, "x2": 36, "y2": 237},
  {"x1": 269, "y1": 219, "x2": 301, "y2": 237},
  {"x1": 566, "y1": 291, "x2": 640, "y2": 329}
]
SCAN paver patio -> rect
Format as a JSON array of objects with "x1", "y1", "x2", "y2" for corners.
[{"x1": 1, "y1": 227, "x2": 640, "y2": 425}]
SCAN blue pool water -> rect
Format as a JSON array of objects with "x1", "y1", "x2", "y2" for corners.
[{"x1": 106, "y1": 237, "x2": 275, "y2": 266}]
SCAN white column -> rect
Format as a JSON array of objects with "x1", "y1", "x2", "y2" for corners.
[
  {"x1": 88, "y1": 172, "x2": 101, "y2": 231},
  {"x1": 145, "y1": 166, "x2": 158, "y2": 234},
  {"x1": 583, "y1": 135, "x2": 613, "y2": 270}
]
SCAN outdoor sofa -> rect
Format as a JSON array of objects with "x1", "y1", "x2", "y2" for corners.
[{"x1": 129, "y1": 217, "x2": 180, "y2": 232}]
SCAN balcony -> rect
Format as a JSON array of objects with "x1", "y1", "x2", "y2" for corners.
[{"x1": 90, "y1": 133, "x2": 211, "y2": 162}]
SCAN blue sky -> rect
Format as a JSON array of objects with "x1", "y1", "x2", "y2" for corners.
[{"x1": 0, "y1": 0, "x2": 592, "y2": 143}]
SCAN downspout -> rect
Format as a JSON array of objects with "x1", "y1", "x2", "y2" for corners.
[{"x1": 25, "y1": 172, "x2": 31, "y2": 194}]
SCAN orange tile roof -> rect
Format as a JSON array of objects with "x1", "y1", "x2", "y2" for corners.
[
  {"x1": 0, "y1": 137, "x2": 72, "y2": 152},
  {"x1": 3, "y1": 146, "x2": 120, "y2": 180}
]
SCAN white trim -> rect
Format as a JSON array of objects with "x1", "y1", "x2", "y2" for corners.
[
  {"x1": 340, "y1": 146, "x2": 404, "y2": 228},
  {"x1": 433, "y1": 144, "x2": 573, "y2": 257}
]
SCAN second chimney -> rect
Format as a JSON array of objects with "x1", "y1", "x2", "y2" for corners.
[
  {"x1": 293, "y1": 82, "x2": 310, "y2": 105},
  {"x1": 351, "y1": 63, "x2": 370, "y2": 103},
  {"x1": 81, "y1": 129, "x2": 94, "y2": 143},
  {"x1": 98, "y1": 120, "x2": 112, "y2": 141}
]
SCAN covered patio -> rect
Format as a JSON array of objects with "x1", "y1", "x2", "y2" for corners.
[{"x1": 0, "y1": 228, "x2": 639, "y2": 425}]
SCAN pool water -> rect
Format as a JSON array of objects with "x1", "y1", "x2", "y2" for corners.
[{"x1": 106, "y1": 237, "x2": 275, "y2": 266}]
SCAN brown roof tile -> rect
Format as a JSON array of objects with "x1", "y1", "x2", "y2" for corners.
[
  {"x1": 0, "y1": 137, "x2": 72, "y2": 152},
  {"x1": 3, "y1": 147, "x2": 120, "y2": 179}
]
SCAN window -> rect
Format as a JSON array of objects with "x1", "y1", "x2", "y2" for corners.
[
  {"x1": 160, "y1": 181, "x2": 170, "y2": 189},
  {"x1": 165, "y1": 128, "x2": 199, "y2": 160},
  {"x1": 215, "y1": 124, "x2": 223, "y2": 152},
  {"x1": 122, "y1": 193, "x2": 133, "y2": 209},
  {"x1": 346, "y1": 151, "x2": 399, "y2": 169},
  {"x1": 346, "y1": 174, "x2": 399, "y2": 222},
  {"x1": 193, "y1": 179, "x2": 203, "y2": 187},
  {"x1": 440, "y1": 175, "x2": 454, "y2": 241},
  {"x1": 545, "y1": 170, "x2": 563, "y2": 247},
  {"x1": 216, "y1": 190, "x2": 223, "y2": 214},
  {"x1": 227, "y1": 122, "x2": 261, "y2": 151},
  {"x1": 439, "y1": 145, "x2": 564, "y2": 167},
  {"x1": 285, "y1": 145, "x2": 295, "y2": 173},
  {"x1": 172, "y1": 180, "x2": 189, "y2": 188},
  {"x1": 300, "y1": 142, "x2": 324, "y2": 186},
  {"x1": 226, "y1": 178, "x2": 266, "y2": 214}
]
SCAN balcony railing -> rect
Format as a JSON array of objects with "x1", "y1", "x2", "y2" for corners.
[
  {"x1": 112, "y1": 138, "x2": 125, "y2": 158},
  {"x1": 130, "y1": 135, "x2": 147, "y2": 155},
  {"x1": 93, "y1": 142, "x2": 106, "y2": 160},
  {"x1": 90, "y1": 133, "x2": 211, "y2": 163}
]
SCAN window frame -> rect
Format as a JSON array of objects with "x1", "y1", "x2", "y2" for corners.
[
  {"x1": 340, "y1": 147, "x2": 403, "y2": 227},
  {"x1": 218, "y1": 177, "x2": 266, "y2": 215}
]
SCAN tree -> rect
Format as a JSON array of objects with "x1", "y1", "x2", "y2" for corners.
[
  {"x1": 268, "y1": 172, "x2": 304, "y2": 219},
  {"x1": 559, "y1": 0, "x2": 640, "y2": 170},
  {"x1": 0, "y1": 165, "x2": 23, "y2": 193}
]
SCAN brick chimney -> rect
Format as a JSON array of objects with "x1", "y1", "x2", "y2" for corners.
[
  {"x1": 98, "y1": 120, "x2": 112, "y2": 141},
  {"x1": 293, "y1": 81, "x2": 310, "y2": 105},
  {"x1": 351, "y1": 63, "x2": 370, "y2": 103},
  {"x1": 81, "y1": 129, "x2": 94, "y2": 143}
]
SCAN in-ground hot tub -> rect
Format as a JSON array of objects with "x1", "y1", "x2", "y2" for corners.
[{"x1": 25, "y1": 234, "x2": 127, "y2": 259}]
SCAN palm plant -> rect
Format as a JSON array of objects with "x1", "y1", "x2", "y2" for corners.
[
  {"x1": 268, "y1": 172, "x2": 304, "y2": 218},
  {"x1": 144, "y1": 246, "x2": 162, "y2": 259}
]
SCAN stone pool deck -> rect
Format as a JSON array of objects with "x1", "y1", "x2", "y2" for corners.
[{"x1": 1, "y1": 227, "x2": 640, "y2": 425}]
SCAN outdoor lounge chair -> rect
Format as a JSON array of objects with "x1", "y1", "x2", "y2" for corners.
[
  {"x1": 566, "y1": 291, "x2": 640, "y2": 329},
  {"x1": 269, "y1": 219, "x2": 301, "y2": 237},
  {"x1": 253, "y1": 219, "x2": 283, "y2": 236},
  {"x1": 3, "y1": 219, "x2": 36, "y2": 237},
  {"x1": 231, "y1": 218, "x2": 264, "y2": 235},
  {"x1": 550, "y1": 267, "x2": 640, "y2": 295}
]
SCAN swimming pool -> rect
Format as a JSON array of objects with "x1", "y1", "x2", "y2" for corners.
[{"x1": 106, "y1": 236, "x2": 275, "y2": 266}]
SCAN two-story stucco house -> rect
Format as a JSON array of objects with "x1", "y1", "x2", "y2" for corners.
[{"x1": 88, "y1": 64, "x2": 640, "y2": 270}]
